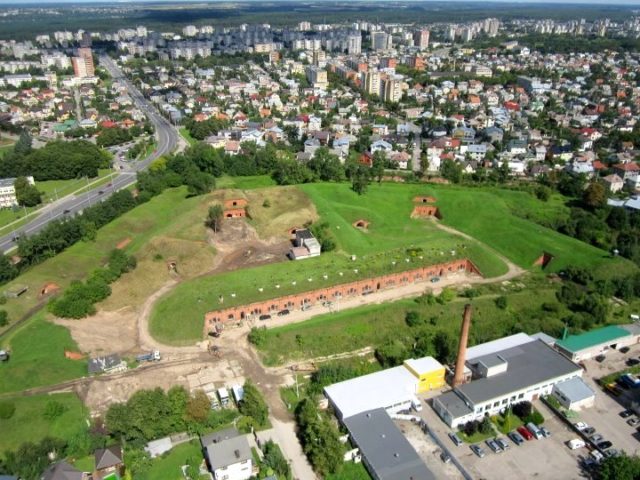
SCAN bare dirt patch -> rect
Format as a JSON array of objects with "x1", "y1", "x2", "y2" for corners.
[{"x1": 54, "y1": 308, "x2": 138, "y2": 356}]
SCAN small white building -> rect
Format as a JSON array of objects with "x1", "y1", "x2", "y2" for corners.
[
  {"x1": 552, "y1": 377, "x2": 595, "y2": 411},
  {"x1": 289, "y1": 229, "x2": 321, "y2": 260},
  {"x1": 204, "y1": 435, "x2": 253, "y2": 480}
]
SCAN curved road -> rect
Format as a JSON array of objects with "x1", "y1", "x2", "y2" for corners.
[{"x1": 0, "y1": 56, "x2": 179, "y2": 253}]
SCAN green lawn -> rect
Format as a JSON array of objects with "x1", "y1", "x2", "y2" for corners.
[
  {"x1": 179, "y1": 127, "x2": 198, "y2": 147},
  {"x1": 492, "y1": 411, "x2": 523, "y2": 434},
  {"x1": 72, "y1": 455, "x2": 95, "y2": 472},
  {"x1": 0, "y1": 310, "x2": 87, "y2": 394},
  {"x1": 254, "y1": 282, "x2": 567, "y2": 366},
  {"x1": 425, "y1": 184, "x2": 632, "y2": 275},
  {"x1": 140, "y1": 440, "x2": 205, "y2": 480},
  {"x1": 0, "y1": 392, "x2": 88, "y2": 454},
  {"x1": 216, "y1": 175, "x2": 276, "y2": 189},
  {"x1": 459, "y1": 429, "x2": 495, "y2": 444},
  {"x1": 327, "y1": 462, "x2": 372, "y2": 480}
]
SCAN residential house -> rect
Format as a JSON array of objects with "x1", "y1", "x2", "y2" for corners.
[
  {"x1": 304, "y1": 138, "x2": 321, "y2": 157},
  {"x1": 203, "y1": 432, "x2": 253, "y2": 480},
  {"x1": 602, "y1": 174, "x2": 624, "y2": 193},
  {"x1": 370, "y1": 139, "x2": 393, "y2": 156},
  {"x1": 94, "y1": 445, "x2": 124, "y2": 480},
  {"x1": 614, "y1": 162, "x2": 640, "y2": 181},
  {"x1": 41, "y1": 462, "x2": 87, "y2": 480}
]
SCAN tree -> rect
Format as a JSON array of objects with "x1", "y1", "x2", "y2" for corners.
[
  {"x1": 479, "y1": 416, "x2": 493, "y2": 434},
  {"x1": 441, "y1": 159, "x2": 462, "y2": 183},
  {"x1": 351, "y1": 165, "x2": 371, "y2": 195},
  {"x1": 582, "y1": 181, "x2": 606, "y2": 209},
  {"x1": 0, "y1": 254, "x2": 17, "y2": 283},
  {"x1": 0, "y1": 400, "x2": 15, "y2": 419},
  {"x1": 371, "y1": 151, "x2": 385, "y2": 184},
  {"x1": 205, "y1": 204, "x2": 224, "y2": 233},
  {"x1": 0, "y1": 310, "x2": 7, "y2": 327},
  {"x1": 271, "y1": 157, "x2": 313, "y2": 185},
  {"x1": 43, "y1": 400, "x2": 67, "y2": 420},
  {"x1": 13, "y1": 130, "x2": 32, "y2": 156},
  {"x1": 14, "y1": 177, "x2": 41, "y2": 207},
  {"x1": 433, "y1": 331, "x2": 455, "y2": 363},
  {"x1": 495, "y1": 296, "x2": 508, "y2": 309},
  {"x1": 512, "y1": 401, "x2": 532, "y2": 419},
  {"x1": 186, "y1": 390, "x2": 211, "y2": 423},
  {"x1": 597, "y1": 453, "x2": 640, "y2": 480},
  {"x1": 239, "y1": 380, "x2": 269, "y2": 428},
  {"x1": 405, "y1": 310, "x2": 422, "y2": 327}
]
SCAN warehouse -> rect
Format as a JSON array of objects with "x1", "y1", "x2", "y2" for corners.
[
  {"x1": 433, "y1": 335, "x2": 583, "y2": 428},
  {"x1": 344, "y1": 408, "x2": 436, "y2": 480},
  {"x1": 324, "y1": 356, "x2": 444, "y2": 420},
  {"x1": 554, "y1": 325, "x2": 640, "y2": 362}
]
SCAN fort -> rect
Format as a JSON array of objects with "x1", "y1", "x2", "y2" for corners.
[{"x1": 204, "y1": 258, "x2": 481, "y2": 331}]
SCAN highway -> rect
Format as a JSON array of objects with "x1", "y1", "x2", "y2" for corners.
[{"x1": 0, "y1": 56, "x2": 179, "y2": 253}]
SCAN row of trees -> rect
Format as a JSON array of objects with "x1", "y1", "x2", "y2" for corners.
[
  {"x1": 295, "y1": 398, "x2": 344, "y2": 477},
  {"x1": 49, "y1": 249, "x2": 137, "y2": 318}
]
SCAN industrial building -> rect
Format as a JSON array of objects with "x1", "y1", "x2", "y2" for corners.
[
  {"x1": 554, "y1": 324, "x2": 640, "y2": 362},
  {"x1": 432, "y1": 333, "x2": 585, "y2": 428},
  {"x1": 324, "y1": 356, "x2": 445, "y2": 420},
  {"x1": 344, "y1": 409, "x2": 435, "y2": 480},
  {"x1": 551, "y1": 376, "x2": 596, "y2": 411}
]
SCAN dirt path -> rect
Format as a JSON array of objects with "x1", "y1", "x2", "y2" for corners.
[{"x1": 432, "y1": 220, "x2": 525, "y2": 280}]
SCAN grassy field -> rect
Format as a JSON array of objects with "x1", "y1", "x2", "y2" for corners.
[
  {"x1": 151, "y1": 184, "x2": 509, "y2": 344},
  {"x1": 216, "y1": 175, "x2": 276, "y2": 190},
  {"x1": 0, "y1": 186, "x2": 214, "y2": 327},
  {"x1": 327, "y1": 462, "x2": 372, "y2": 480},
  {"x1": 0, "y1": 310, "x2": 87, "y2": 394},
  {"x1": 140, "y1": 440, "x2": 206, "y2": 480},
  {"x1": 253, "y1": 278, "x2": 567, "y2": 366},
  {"x1": 179, "y1": 127, "x2": 198, "y2": 147},
  {"x1": 0, "y1": 392, "x2": 88, "y2": 454},
  {"x1": 0, "y1": 143, "x2": 13, "y2": 158},
  {"x1": 425, "y1": 184, "x2": 632, "y2": 276}
]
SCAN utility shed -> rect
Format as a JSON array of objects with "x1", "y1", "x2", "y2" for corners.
[
  {"x1": 344, "y1": 408, "x2": 436, "y2": 480},
  {"x1": 555, "y1": 325, "x2": 638, "y2": 361},
  {"x1": 552, "y1": 377, "x2": 595, "y2": 410}
]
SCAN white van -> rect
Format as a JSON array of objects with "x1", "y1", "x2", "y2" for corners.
[
  {"x1": 412, "y1": 399, "x2": 423, "y2": 412},
  {"x1": 567, "y1": 438, "x2": 585, "y2": 450},
  {"x1": 526, "y1": 422, "x2": 544, "y2": 440}
]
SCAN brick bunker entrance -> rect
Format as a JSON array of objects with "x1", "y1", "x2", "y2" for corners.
[{"x1": 204, "y1": 258, "x2": 481, "y2": 331}]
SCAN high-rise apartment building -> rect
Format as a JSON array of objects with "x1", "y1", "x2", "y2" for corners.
[
  {"x1": 72, "y1": 47, "x2": 95, "y2": 78},
  {"x1": 413, "y1": 29, "x2": 430, "y2": 50}
]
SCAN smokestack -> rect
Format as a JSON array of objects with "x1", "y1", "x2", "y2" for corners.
[{"x1": 453, "y1": 304, "x2": 472, "y2": 387}]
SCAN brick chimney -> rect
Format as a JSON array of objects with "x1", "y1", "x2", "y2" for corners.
[{"x1": 453, "y1": 304, "x2": 472, "y2": 387}]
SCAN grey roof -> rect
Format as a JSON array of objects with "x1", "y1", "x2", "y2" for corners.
[
  {"x1": 459, "y1": 340, "x2": 581, "y2": 404},
  {"x1": 0, "y1": 178, "x2": 16, "y2": 188},
  {"x1": 95, "y1": 445, "x2": 123, "y2": 470},
  {"x1": 200, "y1": 427, "x2": 240, "y2": 448},
  {"x1": 344, "y1": 408, "x2": 436, "y2": 480},
  {"x1": 553, "y1": 377, "x2": 595, "y2": 403},
  {"x1": 88, "y1": 354, "x2": 122, "y2": 374},
  {"x1": 435, "y1": 391, "x2": 473, "y2": 418},
  {"x1": 205, "y1": 435, "x2": 252, "y2": 471},
  {"x1": 41, "y1": 461, "x2": 83, "y2": 480},
  {"x1": 295, "y1": 228, "x2": 314, "y2": 240},
  {"x1": 531, "y1": 332, "x2": 556, "y2": 345},
  {"x1": 0, "y1": 475, "x2": 19, "y2": 480}
]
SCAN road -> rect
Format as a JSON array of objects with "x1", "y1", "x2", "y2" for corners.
[{"x1": 0, "y1": 56, "x2": 179, "y2": 253}]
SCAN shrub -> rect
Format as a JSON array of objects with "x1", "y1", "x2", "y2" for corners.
[
  {"x1": 0, "y1": 400, "x2": 16, "y2": 419},
  {"x1": 405, "y1": 311, "x2": 422, "y2": 327},
  {"x1": 248, "y1": 326, "x2": 268, "y2": 347},
  {"x1": 262, "y1": 199, "x2": 271, "y2": 208},
  {"x1": 0, "y1": 309, "x2": 8, "y2": 326},
  {"x1": 43, "y1": 400, "x2": 67, "y2": 420},
  {"x1": 524, "y1": 410, "x2": 545, "y2": 426},
  {"x1": 495, "y1": 296, "x2": 508, "y2": 309},
  {"x1": 512, "y1": 401, "x2": 533, "y2": 419}
]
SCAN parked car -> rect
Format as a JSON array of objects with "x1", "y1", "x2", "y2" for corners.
[
  {"x1": 583, "y1": 458, "x2": 597, "y2": 469},
  {"x1": 620, "y1": 410, "x2": 634, "y2": 418},
  {"x1": 620, "y1": 347, "x2": 631, "y2": 354},
  {"x1": 517, "y1": 426, "x2": 534, "y2": 441},
  {"x1": 583, "y1": 427, "x2": 596, "y2": 435},
  {"x1": 508, "y1": 431, "x2": 524, "y2": 445},
  {"x1": 606, "y1": 383, "x2": 623, "y2": 396},
  {"x1": 440, "y1": 452, "x2": 452, "y2": 464},
  {"x1": 598, "y1": 441, "x2": 613, "y2": 450},
  {"x1": 605, "y1": 449, "x2": 620, "y2": 458},
  {"x1": 627, "y1": 418, "x2": 640, "y2": 427},
  {"x1": 540, "y1": 426, "x2": 551, "y2": 438},
  {"x1": 591, "y1": 450, "x2": 605, "y2": 463},
  {"x1": 527, "y1": 422, "x2": 544, "y2": 439},
  {"x1": 259, "y1": 314, "x2": 271, "y2": 321},
  {"x1": 277, "y1": 309, "x2": 290, "y2": 316},
  {"x1": 486, "y1": 439, "x2": 501, "y2": 453},
  {"x1": 496, "y1": 438, "x2": 510, "y2": 450},
  {"x1": 595, "y1": 354, "x2": 606, "y2": 363},
  {"x1": 448, "y1": 432, "x2": 463, "y2": 447},
  {"x1": 590, "y1": 434, "x2": 604, "y2": 444},
  {"x1": 567, "y1": 438, "x2": 586, "y2": 450},
  {"x1": 627, "y1": 358, "x2": 640, "y2": 367},
  {"x1": 470, "y1": 444, "x2": 485, "y2": 458},
  {"x1": 574, "y1": 422, "x2": 590, "y2": 431}
]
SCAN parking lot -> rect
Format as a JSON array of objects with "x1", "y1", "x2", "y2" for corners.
[
  {"x1": 419, "y1": 399, "x2": 587, "y2": 479},
  {"x1": 574, "y1": 346, "x2": 640, "y2": 457}
]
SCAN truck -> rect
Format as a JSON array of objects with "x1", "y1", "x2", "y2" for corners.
[{"x1": 136, "y1": 350, "x2": 161, "y2": 362}]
